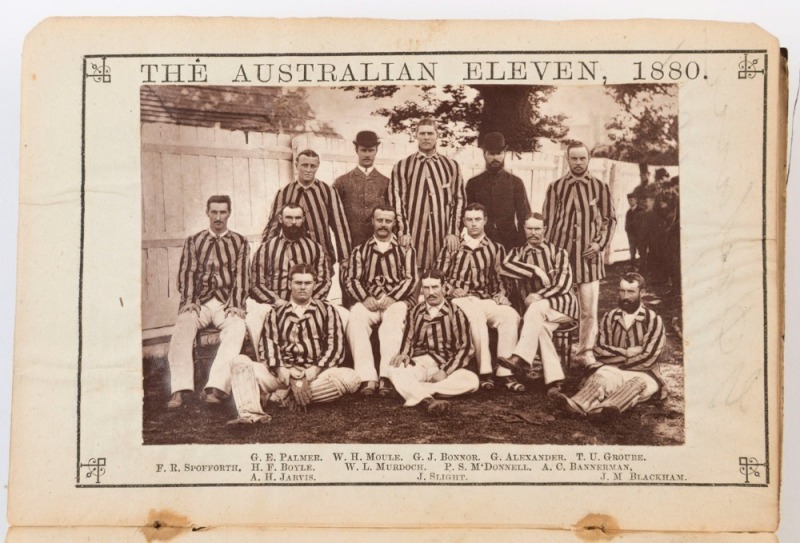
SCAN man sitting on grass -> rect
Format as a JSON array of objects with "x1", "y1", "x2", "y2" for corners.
[
  {"x1": 226, "y1": 264, "x2": 360, "y2": 424},
  {"x1": 552, "y1": 272, "x2": 666, "y2": 420},
  {"x1": 387, "y1": 269, "x2": 479, "y2": 416}
]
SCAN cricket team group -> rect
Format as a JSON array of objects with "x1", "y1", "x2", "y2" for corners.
[{"x1": 164, "y1": 119, "x2": 669, "y2": 425}]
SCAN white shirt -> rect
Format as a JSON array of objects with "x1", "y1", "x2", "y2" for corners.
[
  {"x1": 357, "y1": 165, "x2": 374, "y2": 176},
  {"x1": 462, "y1": 232, "x2": 486, "y2": 250},
  {"x1": 291, "y1": 300, "x2": 311, "y2": 317},
  {"x1": 373, "y1": 236, "x2": 392, "y2": 253},
  {"x1": 426, "y1": 301, "x2": 445, "y2": 318}
]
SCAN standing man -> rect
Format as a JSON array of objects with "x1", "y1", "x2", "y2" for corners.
[
  {"x1": 227, "y1": 264, "x2": 361, "y2": 424},
  {"x1": 333, "y1": 131, "x2": 390, "y2": 248},
  {"x1": 466, "y1": 132, "x2": 531, "y2": 250},
  {"x1": 263, "y1": 149, "x2": 352, "y2": 270},
  {"x1": 166, "y1": 195, "x2": 249, "y2": 409},
  {"x1": 552, "y1": 273, "x2": 666, "y2": 420},
  {"x1": 497, "y1": 213, "x2": 578, "y2": 394},
  {"x1": 543, "y1": 141, "x2": 616, "y2": 366},
  {"x1": 437, "y1": 203, "x2": 520, "y2": 390},
  {"x1": 246, "y1": 203, "x2": 331, "y2": 357},
  {"x1": 389, "y1": 118, "x2": 465, "y2": 271},
  {"x1": 343, "y1": 205, "x2": 417, "y2": 396},
  {"x1": 387, "y1": 269, "x2": 479, "y2": 416}
]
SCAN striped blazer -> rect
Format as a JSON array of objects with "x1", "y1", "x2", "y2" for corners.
[
  {"x1": 500, "y1": 241, "x2": 578, "y2": 319},
  {"x1": 399, "y1": 301, "x2": 475, "y2": 375},
  {"x1": 436, "y1": 235, "x2": 506, "y2": 300},
  {"x1": 263, "y1": 179, "x2": 352, "y2": 265},
  {"x1": 260, "y1": 299, "x2": 345, "y2": 370},
  {"x1": 177, "y1": 229, "x2": 249, "y2": 311},
  {"x1": 343, "y1": 237, "x2": 417, "y2": 304},
  {"x1": 389, "y1": 152, "x2": 465, "y2": 270},
  {"x1": 249, "y1": 233, "x2": 331, "y2": 304},
  {"x1": 594, "y1": 305, "x2": 666, "y2": 396},
  {"x1": 542, "y1": 173, "x2": 616, "y2": 283}
]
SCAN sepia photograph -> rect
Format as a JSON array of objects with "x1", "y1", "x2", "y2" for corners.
[{"x1": 140, "y1": 83, "x2": 683, "y2": 446}]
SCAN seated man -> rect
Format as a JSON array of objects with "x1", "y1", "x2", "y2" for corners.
[
  {"x1": 497, "y1": 213, "x2": 578, "y2": 394},
  {"x1": 343, "y1": 205, "x2": 417, "y2": 396},
  {"x1": 246, "y1": 203, "x2": 331, "y2": 357},
  {"x1": 166, "y1": 195, "x2": 249, "y2": 408},
  {"x1": 387, "y1": 269, "x2": 479, "y2": 416},
  {"x1": 552, "y1": 272, "x2": 666, "y2": 419},
  {"x1": 227, "y1": 264, "x2": 361, "y2": 424},
  {"x1": 436, "y1": 203, "x2": 520, "y2": 390}
]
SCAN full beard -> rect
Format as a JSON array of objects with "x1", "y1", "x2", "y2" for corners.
[
  {"x1": 283, "y1": 225, "x2": 304, "y2": 240},
  {"x1": 618, "y1": 299, "x2": 641, "y2": 314}
]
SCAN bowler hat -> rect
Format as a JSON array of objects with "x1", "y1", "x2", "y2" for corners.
[
  {"x1": 353, "y1": 131, "x2": 380, "y2": 147},
  {"x1": 482, "y1": 132, "x2": 507, "y2": 153},
  {"x1": 655, "y1": 167, "x2": 669, "y2": 180}
]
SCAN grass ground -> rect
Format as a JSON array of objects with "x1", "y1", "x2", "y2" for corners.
[{"x1": 142, "y1": 261, "x2": 684, "y2": 446}]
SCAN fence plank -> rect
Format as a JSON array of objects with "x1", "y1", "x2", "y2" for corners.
[
  {"x1": 215, "y1": 156, "x2": 235, "y2": 227},
  {"x1": 141, "y1": 151, "x2": 162, "y2": 237},
  {"x1": 233, "y1": 156, "x2": 253, "y2": 233},
  {"x1": 248, "y1": 158, "x2": 267, "y2": 232},
  {"x1": 161, "y1": 153, "x2": 185, "y2": 235},
  {"x1": 180, "y1": 154, "x2": 204, "y2": 234}
]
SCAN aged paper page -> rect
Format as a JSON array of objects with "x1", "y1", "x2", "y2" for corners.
[{"x1": 9, "y1": 17, "x2": 783, "y2": 534}]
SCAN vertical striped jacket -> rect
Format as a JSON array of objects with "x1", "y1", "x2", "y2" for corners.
[
  {"x1": 542, "y1": 173, "x2": 616, "y2": 283},
  {"x1": 263, "y1": 179, "x2": 352, "y2": 265},
  {"x1": 436, "y1": 235, "x2": 506, "y2": 299},
  {"x1": 594, "y1": 305, "x2": 666, "y2": 395},
  {"x1": 389, "y1": 152, "x2": 465, "y2": 270},
  {"x1": 399, "y1": 301, "x2": 475, "y2": 375},
  {"x1": 342, "y1": 237, "x2": 418, "y2": 304},
  {"x1": 260, "y1": 299, "x2": 345, "y2": 369},
  {"x1": 499, "y1": 241, "x2": 578, "y2": 319},
  {"x1": 177, "y1": 229, "x2": 249, "y2": 311},
  {"x1": 249, "y1": 233, "x2": 331, "y2": 304}
]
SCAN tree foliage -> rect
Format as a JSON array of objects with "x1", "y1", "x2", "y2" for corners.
[
  {"x1": 342, "y1": 84, "x2": 568, "y2": 152},
  {"x1": 595, "y1": 84, "x2": 678, "y2": 165}
]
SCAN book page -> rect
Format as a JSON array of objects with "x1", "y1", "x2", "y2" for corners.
[{"x1": 9, "y1": 17, "x2": 784, "y2": 534}]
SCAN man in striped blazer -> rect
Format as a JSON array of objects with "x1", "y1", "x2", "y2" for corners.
[
  {"x1": 389, "y1": 118, "x2": 465, "y2": 271},
  {"x1": 498, "y1": 213, "x2": 579, "y2": 394},
  {"x1": 387, "y1": 269, "x2": 479, "y2": 416},
  {"x1": 553, "y1": 272, "x2": 666, "y2": 420},
  {"x1": 437, "y1": 203, "x2": 520, "y2": 390},
  {"x1": 246, "y1": 203, "x2": 331, "y2": 359},
  {"x1": 166, "y1": 195, "x2": 249, "y2": 409},
  {"x1": 343, "y1": 205, "x2": 417, "y2": 396},
  {"x1": 542, "y1": 141, "x2": 616, "y2": 367},
  {"x1": 263, "y1": 149, "x2": 352, "y2": 269},
  {"x1": 227, "y1": 264, "x2": 361, "y2": 424}
]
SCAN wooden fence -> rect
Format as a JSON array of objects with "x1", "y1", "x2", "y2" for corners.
[{"x1": 141, "y1": 123, "x2": 676, "y2": 338}]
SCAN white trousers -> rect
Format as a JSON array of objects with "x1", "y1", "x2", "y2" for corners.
[
  {"x1": 576, "y1": 281, "x2": 600, "y2": 354},
  {"x1": 387, "y1": 355, "x2": 479, "y2": 407},
  {"x1": 167, "y1": 298, "x2": 246, "y2": 394},
  {"x1": 452, "y1": 296, "x2": 519, "y2": 376},
  {"x1": 577, "y1": 365, "x2": 660, "y2": 413},
  {"x1": 513, "y1": 300, "x2": 573, "y2": 384},
  {"x1": 347, "y1": 301, "x2": 407, "y2": 383},
  {"x1": 244, "y1": 300, "x2": 350, "y2": 359}
]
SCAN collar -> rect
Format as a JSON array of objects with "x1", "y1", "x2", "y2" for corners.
[
  {"x1": 566, "y1": 173, "x2": 591, "y2": 184},
  {"x1": 523, "y1": 241, "x2": 545, "y2": 253},
  {"x1": 207, "y1": 229, "x2": 230, "y2": 239},
  {"x1": 612, "y1": 304, "x2": 647, "y2": 323},
  {"x1": 295, "y1": 178, "x2": 320, "y2": 190},
  {"x1": 290, "y1": 299, "x2": 316, "y2": 313},
  {"x1": 416, "y1": 151, "x2": 440, "y2": 161},
  {"x1": 367, "y1": 235, "x2": 398, "y2": 247},
  {"x1": 357, "y1": 165, "x2": 374, "y2": 176},
  {"x1": 461, "y1": 232, "x2": 490, "y2": 248}
]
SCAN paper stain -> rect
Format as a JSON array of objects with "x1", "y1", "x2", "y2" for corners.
[
  {"x1": 575, "y1": 513, "x2": 620, "y2": 541},
  {"x1": 140, "y1": 509, "x2": 193, "y2": 542}
]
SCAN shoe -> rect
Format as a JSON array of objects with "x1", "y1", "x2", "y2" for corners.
[
  {"x1": 497, "y1": 355, "x2": 540, "y2": 382},
  {"x1": 420, "y1": 397, "x2": 450, "y2": 416},
  {"x1": 360, "y1": 380, "x2": 378, "y2": 396},
  {"x1": 202, "y1": 387, "x2": 228, "y2": 404},
  {"x1": 167, "y1": 390, "x2": 189, "y2": 409},
  {"x1": 479, "y1": 375, "x2": 495, "y2": 390},
  {"x1": 500, "y1": 376, "x2": 526, "y2": 392},
  {"x1": 546, "y1": 381, "x2": 564, "y2": 400},
  {"x1": 552, "y1": 392, "x2": 585, "y2": 416},
  {"x1": 378, "y1": 378, "x2": 394, "y2": 397}
]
